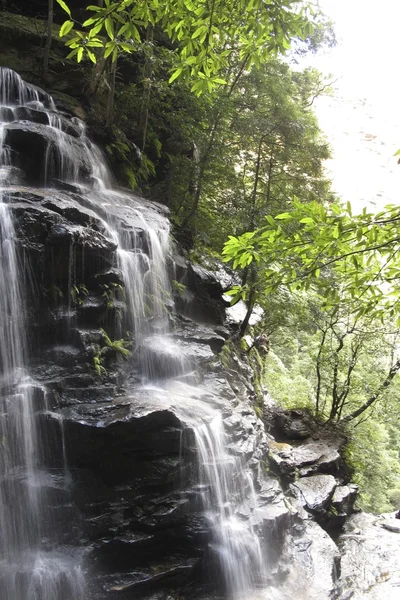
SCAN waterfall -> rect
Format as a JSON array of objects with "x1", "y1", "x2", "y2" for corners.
[
  {"x1": 194, "y1": 415, "x2": 265, "y2": 598},
  {"x1": 0, "y1": 67, "x2": 274, "y2": 599},
  {"x1": 0, "y1": 68, "x2": 85, "y2": 600}
]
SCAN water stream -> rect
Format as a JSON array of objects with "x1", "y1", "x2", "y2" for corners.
[{"x1": 0, "y1": 67, "x2": 272, "y2": 599}]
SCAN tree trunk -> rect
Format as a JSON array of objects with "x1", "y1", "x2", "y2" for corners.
[
  {"x1": 42, "y1": 0, "x2": 53, "y2": 83},
  {"x1": 181, "y1": 57, "x2": 248, "y2": 227},
  {"x1": 341, "y1": 359, "x2": 400, "y2": 423},
  {"x1": 138, "y1": 25, "x2": 154, "y2": 151},
  {"x1": 106, "y1": 58, "x2": 117, "y2": 133},
  {"x1": 239, "y1": 265, "x2": 257, "y2": 337}
]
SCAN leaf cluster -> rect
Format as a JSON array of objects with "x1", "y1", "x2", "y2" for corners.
[
  {"x1": 56, "y1": 0, "x2": 317, "y2": 91},
  {"x1": 223, "y1": 199, "x2": 400, "y2": 323}
]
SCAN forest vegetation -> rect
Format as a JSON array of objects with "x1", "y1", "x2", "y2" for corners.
[{"x1": 1, "y1": 0, "x2": 399, "y2": 513}]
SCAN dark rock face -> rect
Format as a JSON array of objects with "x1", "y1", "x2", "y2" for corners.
[
  {"x1": 172, "y1": 261, "x2": 228, "y2": 325},
  {"x1": 4, "y1": 122, "x2": 92, "y2": 184},
  {"x1": 290, "y1": 474, "x2": 337, "y2": 512}
]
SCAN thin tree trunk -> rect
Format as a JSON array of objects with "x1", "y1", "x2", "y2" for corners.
[
  {"x1": 42, "y1": 0, "x2": 53, "y2": 83},
  {"x1": 315, "y1": 329, "x2": 327, "y2": 418},
  {"x1": 89, "y1": 57, "x2": 107, "y2": 100},
  {"x1": 239, "y1": 272, "x2": 257, "y2": 337},
  {"x1": 106, "y1": 57, "x2": 117, "y2": 133},
  {"x1": 138, "y1": 25, "x2": 154, "y2": 151},
  {"x1": 181, "y1": 58, "x2": 249, "y2": 227},
  {"x1": 342, "y1": 359, "x2": 400, "y2": 423}
]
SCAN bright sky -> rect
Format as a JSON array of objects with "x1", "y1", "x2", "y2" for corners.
[{"x1": 305, "y1": 0, "x2": 400, "y2": 210}]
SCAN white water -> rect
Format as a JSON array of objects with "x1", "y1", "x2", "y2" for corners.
[
  {"x1": 195, "y1": 415, "x2": 266, "y2": 598},
  {"x1": 0, "y1": 66, "x2": 274, "y2": 599},
  {"x1": 0, "y1": 67, "x2": 84, "y2": 600}
]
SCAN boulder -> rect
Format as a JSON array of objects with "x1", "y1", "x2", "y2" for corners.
[
  {"x1": 339, "y1": 513, "x2": 400, "y2": 599},
  {"x1": 332, "y1": 484, "x2": 358, "y2": 515},
  {"x1": 290, "y1": 474, "x2": 337, "y2": 513},
  {"x1": 283, "y1": 520, "x2": 341, "y2": 598}
]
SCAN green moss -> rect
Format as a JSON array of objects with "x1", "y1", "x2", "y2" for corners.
[{"x1": 172, "y1": 280, "x2": 187, "y2": 297}]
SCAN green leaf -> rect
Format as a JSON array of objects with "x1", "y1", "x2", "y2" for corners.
[
  {"x1": 59, "y1": 20, "x2": 74, "y2": 37},
  {"x1": 105, "y1": 17, "x2": 115, "y2": 39},
  {"x1": 168, "y1": 67, "x2": 183, "y2": 83},
  {"x1": 86, "y1": 48, "x2": 96, "y2": 63},
  {"x1": 275, "y1": 212, "x2": 293, "y2": 220},
  {"x1": 83, "y1": 17, "x2": 98, "y2": 27},
  {"x1": 77, "y1": 46, "x2": 84, "y2": 62},
  {"x1": 104, "y1": 42, "x2": 115, "y2": 58},
  {"x1": 192, "y1": 25, "x2": 208, "y2": 39},
  {"x1": 56, "y1": 0, "x2": 71, "y2": 17}
]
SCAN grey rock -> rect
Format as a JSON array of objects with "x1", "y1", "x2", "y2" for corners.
[
  {"x1": 332, "y1": 484, "x2": 358, "y2": 515},
  {"x1": 381, "y1": 519, "x2": 400, "y2": 533},
  {"x1": 293, "y1": 440, "x2": 342, "y2": 476},
  {"x1": 339, "y1": 513, "x2": 400, "y2": 599},
  {"x1": 290, "y1": 474, "x2": 337, "y2": 512},
  {"x1": 283, "y1": 520, "x2": 341, "y2": 598}
]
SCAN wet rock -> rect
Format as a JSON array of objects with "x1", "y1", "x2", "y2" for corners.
[
  {"x1": 284, "y1": 520, "x2": 341, "y2": 598},
  {"x1": 257, "y1": 500, "x2": 292, "y2": 561},
  {"x1": 332, "y1": 484, "x2": 358, "y2": 516},
  {"x1": 49, "y1": 179, "x2": 89, "y2": 194},
  {"x1": 381, "y1": 519, "x2": 400, "y2": 533},
  {"x1": 13, "y1": 105, "x2": 50, "y2": 125},
  {"x1": 93, "y1": 268, "x2": 124, "y2": 287},
  {"x1": 102, "y1": 557, "x2": 199, "y2": 595},
  {"x1": 293, "y1": 440, "x2": 342, "y2": 477},
  {"x1": 339, "y1": 513, "x2": 400, "y2": 599},
  {"x1": 173, "y1": 319, "x2": 226, "y2": 352},
  {"x1": 290, "y1": 474, "x2": 337, "y2": 513},
  {"x1": 263, "y1": 398, "x2": 319, "y2": 440},
  {"x1": 178, "y1": 264, "x2": 226, "y2": 324},
  {"x1": 141, "y1": 335, "x2": 214, "y2": 379},
  {"x1": 4, "y1": 122, "x2": 92, "y2": 184},
  {"x1": 46, "y1": 223, "x2": 116, "y2": 252},
  {"x1": 213, "y1": 326, "x2": 231, "y2": 340}
]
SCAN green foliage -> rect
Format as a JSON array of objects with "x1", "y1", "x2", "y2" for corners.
[
  {"x1": 264, "y1": 349, "x2": 315, "y2": 410},
  {"x1": 99, "y1": 282, "x2": 124, "y2": 309},
  {"x1": 100, "y1": 329, "x2": 132, "y2": 359},
  {"x1": 93, "y1": 353, "x2": 107, "y2": 377},
  {"x1": 47, "y1": 285, "x2": 64, "y2": 303},
  {"x1": 222, "y1": 199, "x2": 400, "y2": 323},
  {"x1": 344, "y1": 421, "x2": 400, "y2": 513},
  {"x1": 69, "y1": 284, "x2": 88, "y2": 306},
  {"x1": 258, "y1": 291, "x2": 400, "y2": 511},
  {"x1": 92, "y1": 329, "x2": 132, "y2": 377},
  {"x1": 57, "y1": 0, "x2": 317, "y2": 92}
]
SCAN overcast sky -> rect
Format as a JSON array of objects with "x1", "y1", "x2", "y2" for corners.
[
  {"x1": 304, "y1": 0, "x2": 400, "y2": 210},
  {"x1": 316, "y1": 0, "x2": 400, "y2": 106}
]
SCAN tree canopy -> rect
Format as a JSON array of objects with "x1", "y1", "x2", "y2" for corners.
[
  {"x1": 222, "y1": 199, "x2": 400, "y2": 323},
  {"x1": 56, "y1": 0, "x2": 321, "y2": 93}
]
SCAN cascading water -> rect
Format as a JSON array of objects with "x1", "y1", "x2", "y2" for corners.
[
  {"x1": 195, "y1": 416, "x2": 265, "y2": 598},
  {"x1": 0, "y1": 68, "x2": 85, "y2": 600},
  {"x1": 0, "y1": 66, "x2": 276, "y2": 599}
]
